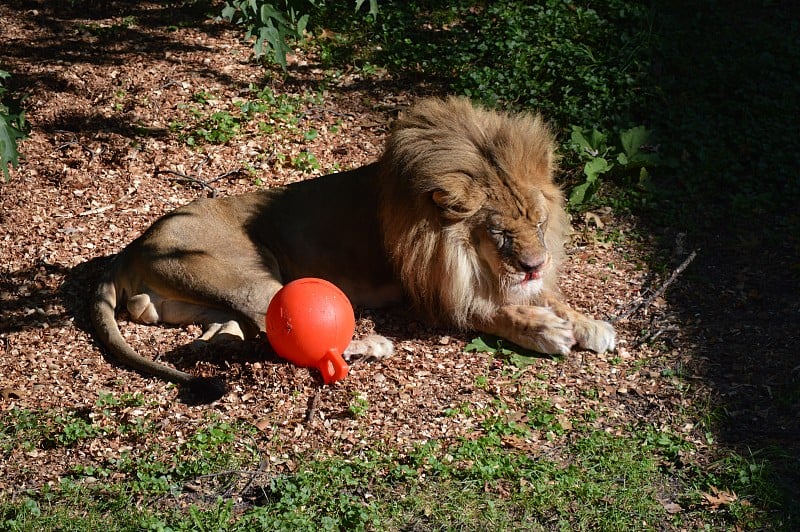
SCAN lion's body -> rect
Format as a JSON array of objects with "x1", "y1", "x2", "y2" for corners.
[{"x1": 92, "y1": 97, "x2": 615, "y2": 396}]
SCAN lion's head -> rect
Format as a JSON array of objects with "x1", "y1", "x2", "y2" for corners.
[{"x1": 378, "y1": 97, "x2": 569, "y2": 329}]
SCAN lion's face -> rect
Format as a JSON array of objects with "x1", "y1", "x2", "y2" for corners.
[{"x1": 471, "y1": 190, "x2": 554, "y2": 304}]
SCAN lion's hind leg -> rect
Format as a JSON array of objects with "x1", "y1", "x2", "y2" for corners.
[{"x1": 125, "y1": 290, "x2": 257, "y2": 344}]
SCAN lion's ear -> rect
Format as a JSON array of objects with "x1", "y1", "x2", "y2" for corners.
[
  {"x1": 431, "y1": 190, "x2": 451, "y2": 208},
  {"x1": 431, "y1": 189, "x2": 481, "y2": 219}
]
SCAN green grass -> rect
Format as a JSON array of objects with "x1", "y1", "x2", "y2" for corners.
[{"x1": 1, "y1": 390, "x2": 782, "y2": 530}]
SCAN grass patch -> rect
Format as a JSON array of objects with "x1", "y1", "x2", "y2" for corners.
[{"x1": 0, "y1": 391, "x2": 782, "y2": 530}]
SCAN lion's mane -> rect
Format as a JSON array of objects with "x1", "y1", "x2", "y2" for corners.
[{"x1": 377, "y1": 97, "x2": 570, "y2": 329}]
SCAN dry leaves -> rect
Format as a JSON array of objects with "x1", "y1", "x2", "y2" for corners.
[{"x1": 702, "y1": 486, "x2": 746, "y2": 509}]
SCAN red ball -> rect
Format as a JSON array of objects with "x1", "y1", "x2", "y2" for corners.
[{"x1": 265, "y1": 278, "x2": 354, "y2": 384}]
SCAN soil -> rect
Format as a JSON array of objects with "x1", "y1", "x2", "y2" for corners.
[{"x1": 1, "y1": 0, "x2": 797, "y2": 516}]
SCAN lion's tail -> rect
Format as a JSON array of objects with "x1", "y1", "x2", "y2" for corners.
[{"x1": 91, "y1": 273, "x2": 226, "y2": 401}]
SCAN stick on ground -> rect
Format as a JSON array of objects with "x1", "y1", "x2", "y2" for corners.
[{"x1": 611, "y1": 250, "x2": 698, "y2": 323}]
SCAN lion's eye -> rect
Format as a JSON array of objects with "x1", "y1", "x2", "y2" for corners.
[
  {"x1": 488, "y1": 228, "x2": 507, "y2": 248},
  {"x1": 536, "y1": 219, "x2": 546, "y2": 244}
]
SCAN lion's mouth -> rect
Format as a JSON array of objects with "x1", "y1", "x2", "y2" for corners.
[
  {"x1": 519, "y1": 270, "x2": 543, "y2": 284},
  {"x1": 523, "y1": 271, "x2": 541, "y2": 282}
]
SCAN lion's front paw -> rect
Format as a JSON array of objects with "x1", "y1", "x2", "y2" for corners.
[
  {"x1": 573, "y1": 318, "x2": 616, "y2": 353},
  {"x1": 490, "y1": 305, "x2": 576, "y2": 356},
  {"x1": 343, "y1": 334, "x2": 394, "y2": 362}
]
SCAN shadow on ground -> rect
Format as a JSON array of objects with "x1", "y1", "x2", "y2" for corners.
[{"x1": 640, "y1": 0, "x2": 800, "y2": 520}]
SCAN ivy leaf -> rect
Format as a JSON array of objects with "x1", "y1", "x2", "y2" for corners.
[
  {"x1": 465, "y1": 335, "x2": 554, "y2": 368},
  {"x1": 508, "y1": 354, "x2": 537, "y2": 368},
  {"x1": 464, "y1": 336, "x2": 497, "y2": 354}
]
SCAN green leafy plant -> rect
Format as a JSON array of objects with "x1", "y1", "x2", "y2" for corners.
[
  {"x1": 0, "y1": 69, "x2": 28, "y2": 182},
  {"x1": 465, "y1": 335, "x2": 554, "y2": 368},
  {"x1": 221, "y1": 1, "x2": 378, "y2": 69},
  {"x1": 299, "y1": 1, "x2": 660, "y2": 208},
  {"x1": 0, "y1": 405, "x2": 780, "y2": 529},
  {"x1": 348, "y1": 1, "x2": 654, "y2": 131},
  {"x1": 290, "y1": 150, "x2": 320, "y2": 173},
  {"x1": 568, "y1": 124, "x2": 661, "y2": 207},
  {"x1": 188, "y1": 110, "x2": 242, "y2": 145},
  {"x1": 348, "y1": 391, "x2": 370, "y2": 419},
  {"x1": 172, "y1": 85, "x2": 323, "y2": 146}
]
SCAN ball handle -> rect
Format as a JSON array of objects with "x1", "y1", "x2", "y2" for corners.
[{"x1": 319, "y1": 348, "x2": 349, "y2": 384}]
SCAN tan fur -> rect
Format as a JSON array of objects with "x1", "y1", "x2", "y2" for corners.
[{"x1": 91, "y1": 97, "x2": 615, "y2": 397}]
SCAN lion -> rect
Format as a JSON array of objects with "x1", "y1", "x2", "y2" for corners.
[{"x1": 92, "y1": 97, "x2": 615, "y2": 398}]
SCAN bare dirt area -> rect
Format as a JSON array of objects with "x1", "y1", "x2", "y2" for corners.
[{"x1": 0, "y1": 0, "x2": 717, "y2": 505}]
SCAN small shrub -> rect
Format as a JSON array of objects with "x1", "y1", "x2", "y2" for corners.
[{"x1": 568, "y1": 124, "x2": 662, "y2": 208}]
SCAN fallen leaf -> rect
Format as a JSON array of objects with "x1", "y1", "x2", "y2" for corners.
[
  {"x1": 702, "y1": 486, "x2": 738, "y2": 508},
  {"x1": 254, "y1": 418, "x2": 271, "y2": 431}
]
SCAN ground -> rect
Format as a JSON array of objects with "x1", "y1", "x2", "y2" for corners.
[{"x1": 1, "y1": 0, "x2": 797, "y2": 525}]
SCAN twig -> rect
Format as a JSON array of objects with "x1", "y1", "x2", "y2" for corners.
[
  {"x1": 53, "y1": 130, "x2": 97, "y2": 160},
  {"x1": 154, "y1": 167, "x2": 218, "y2": 197},
  {"x1": 192, "y1": 153, "x2": 212, "y2": 179},
  {"x1": 78, "y1": 204, "x2": 115, "y2": 216},
  {"x1": 55, "y1": 140, "x2": 96, "y2": 160},
  {"x1": 208, "y1": 168, "x2": 243, "y2": 184},
  {"x1": 232, "y1": 447, "x2": 268, "y2": 500},
  {"x1": 305, "y1": 387, "x2": 322, "y2": 422},
  {"x1": 635, "y1": 325, "x2": 681, "y2": 347},
  {"x1": 76, "y1": 185, "x2": 138, "y2": 217},
  {"x1": 611, "y1": 250, "x2": 698, "y2": 323}
]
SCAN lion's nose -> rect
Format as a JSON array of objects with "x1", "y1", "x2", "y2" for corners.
[{"x1": 519, "y1": 257, "x2": 544, "y2": 273}]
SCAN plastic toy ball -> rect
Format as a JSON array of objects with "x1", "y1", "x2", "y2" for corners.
[{"x1": 265, "y1": 278, "x2": 354, "y2": 384}]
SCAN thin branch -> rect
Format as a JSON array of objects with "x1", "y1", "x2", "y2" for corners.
[
  {"x1": 305, "y1": 387, "x2": 322, "y2": 423},
  {"x1": 53, "y1": 131, "x2": 97, "y2": 160},
  {"x1": 154, "y1": 167, "x2": 218, "y2": 197},
  {"x1": 208, "y1": 168, "x2": 243, "y2": 184},
  {"x1": 635, "y1": 325, "x2": 681, "y2": 347},
  {"x1": 611, "y1": 250, "x2": 698, "y2": 323},
  {"x1": 232, "y1": 446, "x2": 268, "y2": 500}
]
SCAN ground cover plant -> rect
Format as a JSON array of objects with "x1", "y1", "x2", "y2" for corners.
[
  {"x1": 0, "y1": 69, "x2": 28, "y2": 181},
  {"x1": 1, "y1": 0, "x2": 797, "y2": 529}
]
